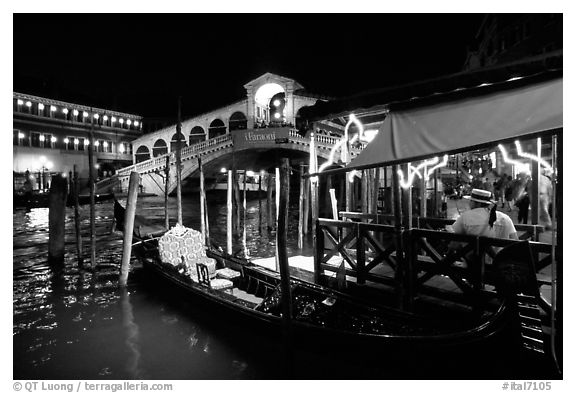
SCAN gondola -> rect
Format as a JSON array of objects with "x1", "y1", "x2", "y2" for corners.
[{"x1": 113, "y1": 198, "x2": 532, "y2": 355}]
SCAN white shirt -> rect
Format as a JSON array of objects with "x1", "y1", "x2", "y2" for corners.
[{"x1": 452, "y1": 207, "x2": 518, "y2": 240}]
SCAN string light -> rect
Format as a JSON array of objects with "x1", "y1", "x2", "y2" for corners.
[
  {"x1": 498, "y1": 144, "x2": 530, "y2": 174},
  {"x1": 425, "y1": 155, "x2": 449, "y2": 181},
  {"x1": 514, "y1": 140, "x2": 552, "y2": 171},
  {"x1": 318, "y1": 114, "x2": 365, "y2": 173},
  {"x1": 397, "y1": 157, "x2": 443, "y2": 189}
]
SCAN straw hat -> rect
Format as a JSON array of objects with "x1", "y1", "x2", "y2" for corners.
[{"x1": 464, "y1": 188, "x2": 495, "y2": 205}]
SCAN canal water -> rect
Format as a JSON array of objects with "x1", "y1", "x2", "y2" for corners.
[
  {"x1": 12, "y1": 193, "x2": 359, "y2": 380},
  {"x1": 12, "y1": 193, "x2": 558, "y2": 380}
]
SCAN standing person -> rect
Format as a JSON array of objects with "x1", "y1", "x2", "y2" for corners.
[
  {"x1": 452, "y1": 188, "x2": 518, "y2": 240},
  {"x1": 503, "y1": 175, "x2": 514, "y2": 212},
  {"x1": 539, "y1": 170, "x2": 553, "y2": 229}
]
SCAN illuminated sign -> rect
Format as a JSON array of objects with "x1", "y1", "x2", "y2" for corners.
[{"x1": 232, "y1": 128, "x2": 290, "y2": 149}]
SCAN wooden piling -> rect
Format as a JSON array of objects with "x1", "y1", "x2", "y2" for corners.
[
  {"x1": 298, "y1": 164, "x2": 305, "y2": 249},
  {"x1": 199, "y1": 156, "x2": 207, "y2": 245},
  {"x1": 164, "y1": 155, "x2": 170, "y2": 229},
  {"x1": 88, "y1": 123, "x2": 96, "y2": 268},
  {"x1": 233, "y1": 169, "x2": 241, "y2": 233},
  {"x1": 266, "y1": 172, "x2": 274, "y2": 231},
  {"x1": 242, "y1": 170, "x2": 247, "y2": 256},
  {"x1": 227, "y1": 170, "x2": 233, "y2": 255},
  {"x1": 176, "y1": 98, "x2": 183, "y2": 225},
  {"x1": 48, "y1": 174, "x2": 68, "y2": 266},
  {"x1": 302, "y1": 176, "x2": 310, "y2": 235},
  {"x1": 73, "y1": 166, "x2": 83, "y2": 267},
  {"x1": 275, "y1": 167, "x2": 280, "y2": 271},
  {"x1": 277, "y1": 158, "x2": 294, "y2": 376},
  {"x1": 119, "y1": 172, "x2": 140, "y2": 287}
]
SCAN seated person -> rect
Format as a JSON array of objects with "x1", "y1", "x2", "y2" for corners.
[{"x1": 452, "y1": 188, "x2": 518, "y2": 240}]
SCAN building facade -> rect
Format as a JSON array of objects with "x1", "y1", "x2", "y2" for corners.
[{"x1": 13, "y1": 92, "x2": 143, "y2": 191}]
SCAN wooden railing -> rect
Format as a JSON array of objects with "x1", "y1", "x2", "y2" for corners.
[
  {"x1": 339, "y1": 211, "x2": 546, "y2": 242},
  {"x1": 316, "y1": 217, "x2": 556, "y2": 314}
]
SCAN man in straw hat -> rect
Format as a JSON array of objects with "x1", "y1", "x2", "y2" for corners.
[{"x1": 452, "y1": 188, "x2": 518, "y2": 240}]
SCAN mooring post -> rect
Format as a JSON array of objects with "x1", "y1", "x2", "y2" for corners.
[
  {"x1": 199, "y1": 156, "x2": 206, "y2": 243},
  {"x1": 48, "y1": 174, "x2": 68, "y2": 266},
  {"x1": 267, "y1": 171, "x2": 274, "y2": 231},
  {"x1": 275, "y1": 167, "x2": 280, "y2": 271},
  {"x1": 164, "y1": 155, "x2": 170, "y2": 229},
  {"x1": 88, "y1": 121, "x2": 96, "y2": 268},
  {"x1": 233, "y1": 169, "x2": 241, "y2": 233},
  {"x1": 277, "y1": 158, "x2": 294, "y2": 376},
  {"x1": 242, "y1": 169, "x2": 248, "y2": 256},
  {"x1": 119, "y1": 172, "x2": 140, "y2": 287},
  {"x1": 227, "y1": 170, "x2": 233, "y2": 255},
  {"x1": 73, "y1": 166, "x2": 83, "y2": 267},
  {"x1": 298, "y1": 164, "x2": 305, "y2": 249},
  {"x1": 176, "y1": 98, "x2": 183, "y2": 225}
]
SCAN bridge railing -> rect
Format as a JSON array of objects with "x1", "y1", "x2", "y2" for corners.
[
  {"x1": 117, "y1": 134, "x2": 233, "y2": 177},
  {"x1": 117, "y1": 129, "x2": 366, "y2": 177}
]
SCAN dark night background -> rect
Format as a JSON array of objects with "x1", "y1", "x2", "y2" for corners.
[{"x1": 13, "y1": 14, "x2": 485, "y2": 121}]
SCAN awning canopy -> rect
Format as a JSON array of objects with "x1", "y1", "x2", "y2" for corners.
[{"x1": 345, "y1": 76, "x2": 562, "y2": 172}]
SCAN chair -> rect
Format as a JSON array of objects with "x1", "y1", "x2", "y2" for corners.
[{"x1": 197, "y1": 263, "x2": 233, "y2": 293}]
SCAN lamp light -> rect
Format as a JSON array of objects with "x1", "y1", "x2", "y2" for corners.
[
  {"x1": 17, "y1": 99, "x2": 23, "y2": 105},
  {"x1": 50, "y1": 105, "x2": 57, "y2": 112},
  {"x1": 51, "y1": 136, "x2": 57, "y2": 143},
  {"x1": 73, "y1": 109, "x2": 79, "y2": 116},
  {"x1": 38, "y1": 103, "x2": 45, "y2": 110},
  {"x1": 62, "y1": 108, "x2": 69, "y2": 114},
  {"x1": 26, "y1": 101, "x2": 32, "y2": 107}
]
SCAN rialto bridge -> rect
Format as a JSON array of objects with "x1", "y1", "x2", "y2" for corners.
[{"x1": 96, "y1": 73, "x2": 366, "y2": 195}]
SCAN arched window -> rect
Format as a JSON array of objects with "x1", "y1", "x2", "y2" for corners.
[
  {"x1": 228, "y1": 111, "x2": 248, "y2": 131},
  {"x1": 170, "y1": 132, "x2": 187, "y2": 152},
  {"x1": 208, "y1": 119, "x2": 226, "y2": 139},
  {"x1": 189, "y1": 126, "x2": 206, "y2": 145},
  {"x1": 135, "y1": 145, "x2": 151, "y2": 163},
  {"x1": 152, "y1": 139, "x2": 168, "y2": 157}
]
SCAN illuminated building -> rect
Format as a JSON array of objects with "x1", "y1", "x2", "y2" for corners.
[{"x1": 13, "y1": 92, "x2": 143, "y2": 190}]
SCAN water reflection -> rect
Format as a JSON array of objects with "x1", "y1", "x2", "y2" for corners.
[
  {"x1": 13, "y1": 194, "x2": 302, "y2": 379},
  {"x1": 120, "y1": 289, "x2": 142, "y2": 379}
]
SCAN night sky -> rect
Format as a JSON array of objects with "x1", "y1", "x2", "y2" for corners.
[{"x1": 13, "y1": 14, "x2": 485, "y2": 121}]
